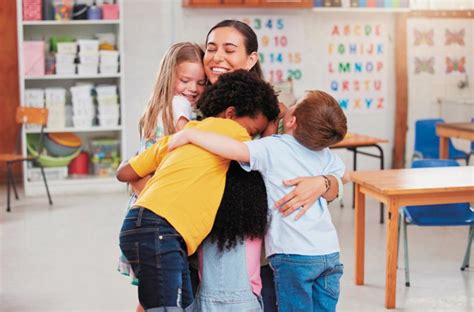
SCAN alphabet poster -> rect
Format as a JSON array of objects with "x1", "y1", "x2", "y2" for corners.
[{"x1": 323, "y1": 23, "x2": 389, "y2": 113}]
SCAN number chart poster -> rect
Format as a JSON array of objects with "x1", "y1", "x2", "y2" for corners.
[
  {"x1": 240, "y1": 16, "x2": 305, "y2": 86},
  {"x1": 325, "y1": 23, "x2": 389, "y2": 113}
]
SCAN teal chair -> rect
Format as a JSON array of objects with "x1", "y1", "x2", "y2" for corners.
[{"x1": 398, "y1": 159, "x2": 474, "y2": 287}]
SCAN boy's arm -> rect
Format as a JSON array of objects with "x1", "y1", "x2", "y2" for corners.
[
  {"x1": 169, "y1": 129, "x2": 250, "y2": 162},
  {"x1": 175, "y1": 117, "x2": 189, "y2": 131}
]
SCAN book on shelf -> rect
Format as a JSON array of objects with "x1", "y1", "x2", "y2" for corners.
[
  {"x1": 367, "y1": 0, "x2": 376, "y2": 7},
  {"x1": 316, "y1": 0, "x2": 410, "y2": 8},
  {"x1": 323, "y1": 0, "x2": 332, "y2": 7}
]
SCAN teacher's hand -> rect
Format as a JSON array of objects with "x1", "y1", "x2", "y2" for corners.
[{"x1": 274, "y1": 176, "x2": 328, "y2": 221}]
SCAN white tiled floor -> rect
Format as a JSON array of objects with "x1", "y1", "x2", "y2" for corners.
[{"x1": 0, "y1": 186, "x2": 472, "y2": 311}]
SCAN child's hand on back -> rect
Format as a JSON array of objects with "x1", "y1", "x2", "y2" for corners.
[{"x1": 168, "y1": 129, "x2": 192, "y2": 151}]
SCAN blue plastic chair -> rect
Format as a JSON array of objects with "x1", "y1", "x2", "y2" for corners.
[
  {"x1": 413, "y1": 119, "x2": 469, "y2": 163},
  {"x1": 398, "y1": 159, "x2": 474, "y2": 287}
]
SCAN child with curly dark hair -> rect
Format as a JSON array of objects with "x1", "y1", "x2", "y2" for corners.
[
  {"x1": 195, "y1": 161, "x2": 268, "y2": 311},
  {"x1": 169, "y1": 90, "x2": 348, "y2": 312},
  {"x1": 116, "y1": 70, "x2": 279, "y2": 311}
]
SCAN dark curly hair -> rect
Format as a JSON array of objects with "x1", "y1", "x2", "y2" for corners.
[
  {"x1": 208, "y1": 161, "x2": 268, "y2": 252},
  {"x1": 197, "y1": 70, "x2": 280, "y2": 122}
]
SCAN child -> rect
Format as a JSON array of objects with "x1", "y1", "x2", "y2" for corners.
[
  {"x1": 195, "y1": 161, "x2": 268, "y2": 311},
  {"x1": 116, "y1": 41, "x2": 206, "y2": 312},
  {"x1": 169, "y1": 90, "x2": 348, "y2": 312},
  {"x1": 116, "y1": 70, "x2": 280, "y2": 311}
]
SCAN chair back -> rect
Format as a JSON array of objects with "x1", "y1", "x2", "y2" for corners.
[
  {"x1": 414, "y1": 118, "x2": 466, "y2": 159},
  {"x1": 406, "y1": 159, "x2": 473, "y2": 226},
  {"x1": 414, "y1": 119, "x2": 443, "y2": 159},
  {"x1": 16, "y1": 107, "x2": 48, "y2": 125},
  {"x1": 15, "y1": 106, "x2": 48, "y2": 156}
]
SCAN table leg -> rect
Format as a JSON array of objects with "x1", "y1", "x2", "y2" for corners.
[
  {"x1": 354, "y1": 183, "x2": 365, "y2": 285},
  {"x1": 351, "y1": 147, "x2": 358, "y2": 209},
  {"x1": 374, "y1": 144, "x2": 385, "y2": 224},
  {"x1": 439, "y1": 137, "x2": 448, "y2": 159},
  {"x1": 385, "y1": 198, "x2": 399, "y2": 309}
]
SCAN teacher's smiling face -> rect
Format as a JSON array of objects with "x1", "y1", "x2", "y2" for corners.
[{"x1": 204, "y1": 27, "x2": 258, "y2": 84}]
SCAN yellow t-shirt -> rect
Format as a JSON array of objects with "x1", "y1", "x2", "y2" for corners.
[{"x1": 129, "y1": 117, "x2": 251, "y2": 255}]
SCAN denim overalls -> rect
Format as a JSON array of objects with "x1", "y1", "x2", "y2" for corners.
[{"x1": 195, "y1": 238, "x2": 263, "y2": 312}]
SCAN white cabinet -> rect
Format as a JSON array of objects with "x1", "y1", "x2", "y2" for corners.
[{"x1": 17, "y1": 0, "x2": 125, "y2": 195}]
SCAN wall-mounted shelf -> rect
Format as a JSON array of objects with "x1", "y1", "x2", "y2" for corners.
[
  {"x1": 25, "y1": 126, "x2": 123, "y2": 133},
  {"x1": 23, "y1": 20, "x2": 120, "y2": 26},
  {"x1": 183, "y1": 0, "x2": 312, "y2": 8},
  {"x1": 25, "y1": 73, "x2": 122, "y2": 80},
  {"x1": 408, "y1": 9, "x2": 474, "y2": 18},
  {"x1": 312, "y1": 7, "x2": 411, "y2": 13}
]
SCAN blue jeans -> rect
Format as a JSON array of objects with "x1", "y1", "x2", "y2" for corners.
[
  {"x1": 119, "y1": 207, "x2": 194, "y2": 311},
  {"x1": 269, "y1": 252, "x2": 343, "y2": 312}
]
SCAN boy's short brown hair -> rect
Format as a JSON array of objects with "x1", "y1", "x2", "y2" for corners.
[{"x1": 293, "y1": 90, "x2": 347, "y2": 151}]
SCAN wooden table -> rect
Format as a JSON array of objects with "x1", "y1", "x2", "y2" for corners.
[
  {"x1": 332, "y1": 133, "x2": 389, "y2": 223},
  {"x1": 436, "y1": 122, "x2": 474, "y2": 159},
  {"x1": 351, "y1": 166, "x2": 474, "y2": 309}
]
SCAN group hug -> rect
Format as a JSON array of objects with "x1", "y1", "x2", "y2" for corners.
[{"x1": 116, "y1": 19, "x2": 349, "y2": 312}]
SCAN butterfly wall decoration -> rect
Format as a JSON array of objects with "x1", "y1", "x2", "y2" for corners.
[
  {"x1": 445, "y1": 29, "x2": 465, "y2": 46},
  {"x1": 414, "y1": 29, "x2": 434, "y2": 46},
  {"x1": 414, "y1": 57, "x2": 435, "y2": 74},
  {"x1": 446, "y1": 57, "x2": 466, "y2": 73}
]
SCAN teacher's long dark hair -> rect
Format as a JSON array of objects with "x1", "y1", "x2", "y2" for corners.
[{"x1": 208, "y1": 161, "x2": 268, "y2": 252}]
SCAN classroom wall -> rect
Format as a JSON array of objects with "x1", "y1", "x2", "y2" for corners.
[
  {"x1": 121, "y1": 0, "x2": 176, "y2": 157},
  {"x1": 405, "y1": 17, "x2": 474, "y2": 162},
  {"x1": 122, "y1": 1, "x2": 397, "y2": 173}
]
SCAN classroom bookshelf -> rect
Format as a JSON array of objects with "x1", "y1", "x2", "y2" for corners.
[{"x1": 16, "y1": 0, "x2": 125, "y2": 196}]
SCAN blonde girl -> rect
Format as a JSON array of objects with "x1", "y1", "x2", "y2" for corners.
[{"x1": 117, "y1": 41, "x2": 206, "y2": 312}]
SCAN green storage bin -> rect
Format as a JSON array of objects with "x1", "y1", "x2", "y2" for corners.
[{"x1": 27, "y1": 134, "x2": 81, "y2": 167}]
